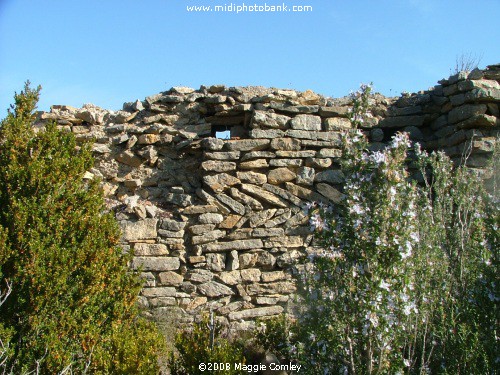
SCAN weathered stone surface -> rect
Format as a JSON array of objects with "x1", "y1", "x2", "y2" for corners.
[
  {"x1": 219, "y1": 214, "x2": 243, "y2": 229},
  {"x1": 324, "y1": 117, "x2": 351, "y2": 131},
  {"x1": 216, "y1": 193, "x2": 245, "y2": 215},
  {"x1": 203, "y1": 173, "x2": 241, "y2": 193},
  {"x1": 134, "y1": 243, "x2": 168, "y2": 256},
  {"x1": 240, "y1": 184, "x2": 288, "y2": 208},
  {"x1": 141, "y1": 287, "x2": 177, "y2": 298},
  {"x1": 206, "y1": 253, "x2": 226, "y2": 272},
  {"x1": 185, "y1": 269, "x2": 214, "y2": 283},
  {"x1": 121, "y1": 219, "x2": 158, "y2": 241},
  {"x1": 138, "y1": 134, "x2": 160, "y2": 144},
  {"x1": 116, "y1": 151, "x2": 143, "y2": 167},
  {"x1": 202, "y1": 137, "x2": 225, "y2": 151},
  {"x1": 227, "y1": 250, "x2": 240, "y2": 270},
  {"x1": 285, "y1": 182, "x2": 328, "y2": 204},
  {"x1": 319, "y1": 106, "x2": 350, "y2": 117},
  {"x1": 165, "y1": 193, "x2": 192, "y2": 207},
  {"x1": 236, "y1": 171, "x2": 267, "y2": 185},
  {"x1": 192, "y1": 230, "x2": 226, "y2": 245},
  {"x1": 228, "y1": 306, "x2": 283, "y2": 321},
  {"x1": 226, "y1": 139, "x2": 270, "y2": 151},
  {"x1": 290, "y1": 114, "x2": 322, "y2": 130},
  {"x1": 198, "y1": 281, "x2": 234, "y2": 297},
  {"x1": 159, "y1": 271, "x2": 184, "y2": 286},
  {"x1": 249, "y1": 129, "x2": 286, "y2": 139},
  {"x1": 267, "y1": 168, "x2": 297, "y2": 185},
  {"x1": 296, "y1": 166, "x2": 315, "y2": 185},
  {"x1": 251, "y1": 110, "x2": 291, "y2": 129},
  {"x1": 261, "y1": 271, "x2": 287, "y2": 282},
  {"x1": 239, "y1": 159, "x2": 269, "y2": 169},
  {"x1": 230, "y1": 188, "x2": 263, "y2": 210},
  {"x1": 456, "y1": 114, "x2": 498, "y2": 129},
  {"x1": 316, "y1": 183, "x2": 345, "y2": 203},
  {"x1": 305, "y1": 157, "x2": 332, "y2": 168},
  {"x1": 131, "y1": 256, "x2": 180, "y2": 271},
  {"x1": 315, "y1": 170, "x2": 345, "y2": 184},
  {"x1": 448, "y1": 104, "x2": 487, "y2": 124},
  {"x1": 201, "y1": 161, "x2": 237, "y2": 172},
  {"x1": 269, "y1": 159, "x2": 303, "y2": 167},
  {"x1": 202, "y1": 239, "x2": 264, "y2": 253},
  {"x1": 204, "y1": 151, "x2": 241, "y2": 160},
  {"x1": 217, "y1": 271, "x2": 241, "y2": 285},
  {"x1": 199, "y1": 213, "x2": 224, "y2": 224},
  {"x1": 160, "y1": 219, "x2": 187, "y2": 231},
  {"x1": 241, "y1": 268, "x2": 262, "y2": 282},
  {"x1": 270, "y1": 137, "x2": 301, "y2": 151}
]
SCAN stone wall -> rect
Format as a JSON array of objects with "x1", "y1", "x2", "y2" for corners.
[{"x1": 34, "y1": 64, "x2": 499, "y2": 330}]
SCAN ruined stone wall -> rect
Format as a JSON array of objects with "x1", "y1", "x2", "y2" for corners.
[{"x1": 35, "y1": 65, "x2": 499, "y2": 330}]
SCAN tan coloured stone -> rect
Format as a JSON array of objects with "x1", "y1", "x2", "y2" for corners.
[{"x1": 267, "y1": 168, "x2": 297, "y2": 185}]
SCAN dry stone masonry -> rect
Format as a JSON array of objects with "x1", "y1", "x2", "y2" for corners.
[{"x1": 35, "y1": 65, "x2": 499, "y2": 331}]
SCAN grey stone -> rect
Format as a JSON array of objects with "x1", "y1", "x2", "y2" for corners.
[
  {"x1": 192, "y1": 230, "x2": 226, "y2": 245},
  {"x1": 241, "y1": 268, "x2": 261, "y2": 282},
  {"x1": 198, "y1": 281, "x2": 234, "y2": 297},
  {"x1": 202, "y1": 239, "x2": 264, "y2": 252},
  {"x1": 370, "y1": 128, "x2": 384, "y2": 142},
  {"x1": 141, "y1": 287, "x2": 177, "y2": 298},
  {"x1": 226, "y1": 139, "x2": 270, "y2": 151},
  {"x1": 228, "y1": 306, "x2": 284, "y2": 321},
  {"x1": 199, "y1": 213, "x2": 224, "y2": 224},
  {"x1": 133, "y1": 243, "x2": 168, "y2": 256},
  {"x1": 267, "y1": 168, "x2": 297, "y2": 185},
  {"x1": 290, "y1": 114, "x2": 322, "y2": 130},
  {"x1": 316, "y1": 183, "x2": 345, "y2": 204},
  {"x1": 217, "y1": 271, "x2": 241, "y2": 285},
  {"x1": 159, "y1": 271, "x2": 184, "y2": 286},
  {"x1": 116, "y1": 151, "x2": 143, "y2": 167},
  {"x1": 226, "y1": 250, "x2": 240, "y2": 271},
  {"x1": 239, "y1": 159, "x2": 269, "y2": 169},
  {"x1": 315, "y1": 170, "x2": 345, "y2": 184},
  {"x1": 201, "y1": 161, "x2": 237, "y2": 172},
  {"x1": 131, "y1": 256, "x2": 180, "y2": 271},
  {"x1": 206, "y1": 253, "x2": 226, "y2": 272},
  {"x1": 236, "y1": 171, "x2": 267, "y2": 185},
  {"x1": 202, "y1": 137, "x2": 225, "y2": 151},
  {"x1": 448, "y1": 104, "x2": 487, "y2": 124},
  {"x1": 203, "y1": 173, "x2": 241, "y2": 193},
  {"x1": 216, "y1": 193, "x2": 245, "y2": 215},
  {"x1": 324, "y1": 117, "x2": 351, "y2": 131},
  {"x1": 240, "y1": 184, "x2": 288, "y2": 208},
  {"x1": 185, "y1": 269, "x2": 214, "y2": 283},
  {"x1": 270, "y1": 137, "x2": 302, "y2": 151},
  {"x1": 249, "y1": 129, "x2": 286, "y2": 139},
  {"x1": 296, "y1": 166, "x2": 316, "y2": 185},
  {"x1": 251, "y1": 110, "x2": 290, "y2": 129},
  {"x1": 121, "y1": 219, "x2": 158, "y2": 241},
  {"x1": 204, "y1": 151, "x2": 241, "y2": 160},
  {"x1": 165, "y1": 193, "x2": 192, "y2": 207}
]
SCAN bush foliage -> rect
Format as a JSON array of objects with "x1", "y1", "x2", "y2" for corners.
[
  {"x1": 256, "y1": 85, "x2": 498, "y2": 374},
  {"x1": 0, "y1": 83, "x2": 165, "y2": 374}
]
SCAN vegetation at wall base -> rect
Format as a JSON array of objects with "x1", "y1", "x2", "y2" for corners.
[
  {"x1": 168, "y1": 314, "x2": 248, "y2": 375},
  {"x1": 0, "y1": 82, "x2": 165, "y2": 374}
]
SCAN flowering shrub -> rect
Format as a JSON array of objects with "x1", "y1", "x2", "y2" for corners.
[{"x1": 285, "y1": 84, "x2": 499, "y2": 374}]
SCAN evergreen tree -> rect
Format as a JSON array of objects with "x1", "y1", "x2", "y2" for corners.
[{"x1": 0, "y1": 82, "x2": 164, "y2": 374}]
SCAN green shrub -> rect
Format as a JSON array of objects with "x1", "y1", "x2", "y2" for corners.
[
  {"x1": 0, "y1": 82, "x2": 165, "y2": 373},
  {"x1": 291, "y1": 84, "x2": 498, "y2": 374},
  {"x1": 168, "y1": 315, "x2": 247, "y2": 375}
]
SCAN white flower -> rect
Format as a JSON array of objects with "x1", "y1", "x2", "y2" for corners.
[
  {"x1": 370, "y1": 151, "x2": 387, "y2": 165},
  {"x1": 390, "y1": 132, "x2": 411, "y2": 149},
  {"x1": 379, "y1": 280, "x2": 391, "y2": 292}
]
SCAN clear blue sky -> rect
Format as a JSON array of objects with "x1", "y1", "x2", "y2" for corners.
[{"x1": 1, "y1": 0, "x2": 498, "y2": 114}]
